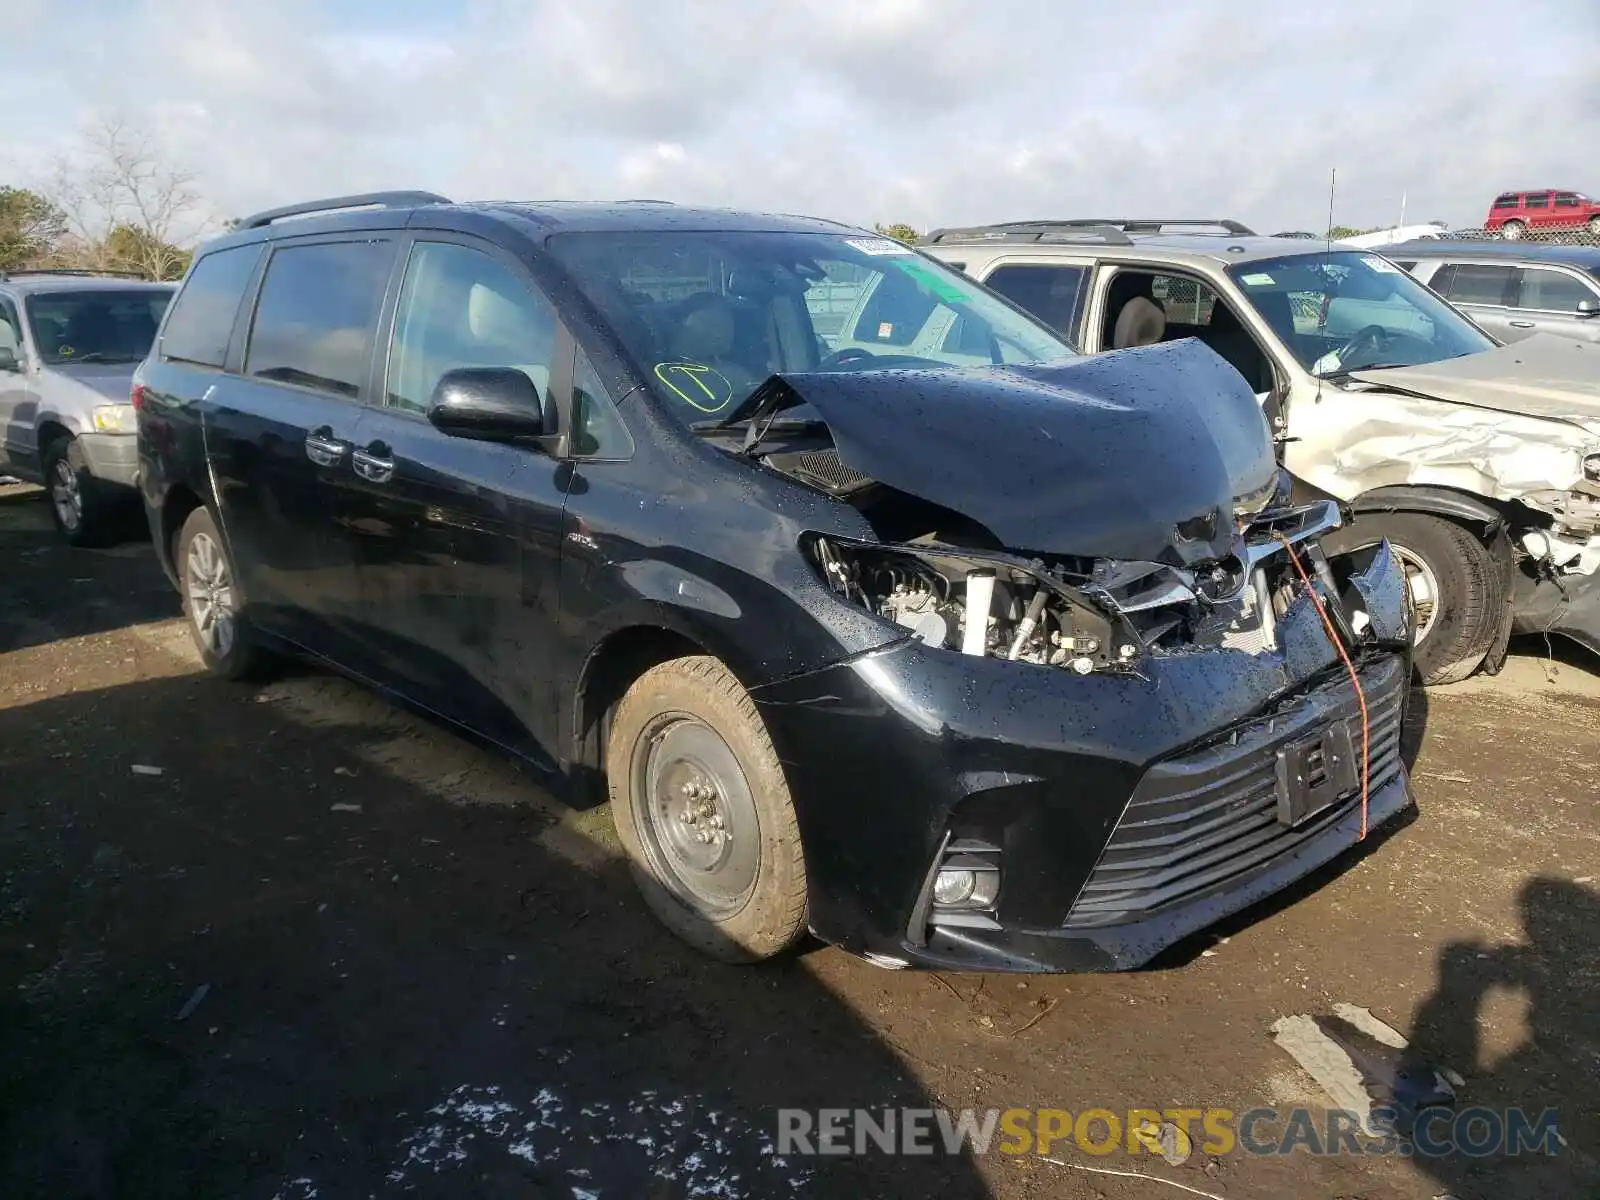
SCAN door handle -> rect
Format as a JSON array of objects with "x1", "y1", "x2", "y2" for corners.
[
  {"x1": 1508, "y1": 320, "x2": 1536, "y2": 328},
  {"x1": 304, "y1": 429, "x2": 348, "y2": 466},
  {"x1": 351, "y1": 443, "x2": 395, "y2": 484}
]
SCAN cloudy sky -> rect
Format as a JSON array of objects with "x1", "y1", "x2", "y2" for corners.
[{"x1": 2, "y1": 0, "x2": 1595, "y2": 240}]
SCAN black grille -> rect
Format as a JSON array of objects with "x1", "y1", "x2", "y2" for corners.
[{"x1": 1064, "y1": 657, "x2": 1407, "y2": 928}]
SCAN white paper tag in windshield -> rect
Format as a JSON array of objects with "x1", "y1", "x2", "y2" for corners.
[
  {"x1": 1363, "y1": 255, "x2": 1401, "y2": 273},
  {"x1": 1240, "y1": 272, "x2": 1275, "y2": 286},
  {"x1": 846, "y1": 237, "x2": 913, "y2": 256}
]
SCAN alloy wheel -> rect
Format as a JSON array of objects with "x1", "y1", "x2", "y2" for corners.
[
  {"x1": 49, "y1": 458, "x2": 81, "y2": 531},
  {"x1": 1391, "y1": 544, "x2": 1440, "y2": 646},
  {"x1": 186, "y1": 531, "x2": 237, "y2": 658}
]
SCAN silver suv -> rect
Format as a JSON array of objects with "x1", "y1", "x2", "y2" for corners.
[
  {"x1": 922, "y1": 219, "x2": 1600, "y2": 683},
  {"x1": 0, "y1": 271, "x2": 175, "y2": 544}
]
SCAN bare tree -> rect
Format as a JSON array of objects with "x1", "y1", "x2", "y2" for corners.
[{"x1": 43, "y1": 115, "x2": 206, "y2": 280}]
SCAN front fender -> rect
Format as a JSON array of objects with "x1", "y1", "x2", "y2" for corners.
[{"x1": 1321, "y1": 485, "x2": 1505, "y2": 557}]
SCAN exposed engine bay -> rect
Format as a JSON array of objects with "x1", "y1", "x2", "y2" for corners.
[{"x1": 806, "y1": 500, "x2": 1356, "y2": 673}]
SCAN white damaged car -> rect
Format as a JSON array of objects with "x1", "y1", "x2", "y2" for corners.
[{"x1": 921, "y1": 222, "x2": 1600, "y2": 682}]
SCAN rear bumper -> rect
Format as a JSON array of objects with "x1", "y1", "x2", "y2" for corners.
[
  {"x1": 1512, "y1": 565, "x2": 1600, "y2": 657},
  {"x1": 77, "y1": 432, "x2": 139, "y2": 489}
]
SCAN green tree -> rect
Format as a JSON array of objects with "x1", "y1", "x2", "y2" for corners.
[
  {"x1": 104, "y1": 222, "x2": 192, "y2": 280},
  {"x1": 874, "y1": 222, "x2": 920, "y2": 244},
  {"x1": 0, "y1": 186, "x2": 68, "y2": 271},
  {"x1": 1326, "y1": 225, "x2": 1380, "y2": 240}
]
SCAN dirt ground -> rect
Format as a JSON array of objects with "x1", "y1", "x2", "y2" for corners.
[{"x1": 2, "y1": 481, "x2": 1596, "y2": 1200}]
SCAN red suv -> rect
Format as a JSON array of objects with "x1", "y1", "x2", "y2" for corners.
[{"x1": 1485, "y1": 190, "x2": 1600, "y2": 239}]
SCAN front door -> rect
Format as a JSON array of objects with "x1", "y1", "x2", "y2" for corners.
[
  {"x1": 343, "y1": 236, "x2": 572, "y2": 766},
  {"x1": 1511, "y1": 266, "x2": 1600, "y2": 344},
  {"x1": 204, "y1": 236, "x2": 397, "y2": 653},
  {"x1": 1430, "y1": 262, "x2": 1521, "y2": 342},
  {"x1": 0, "y1": 295, "x2": 36, "y2": 475}
]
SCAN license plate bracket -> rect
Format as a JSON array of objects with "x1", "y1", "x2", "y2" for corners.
[{"x1": 1274, "y1": 721, "x2": 1359, "y2": 828}]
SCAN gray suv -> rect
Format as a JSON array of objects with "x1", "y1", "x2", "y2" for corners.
[
  {"x1": 0, "y1": 271, "x2": 175, "y2": 543},
  {"x1": 1383, "y1": 240, "x2": 1600, "y2": 345}
]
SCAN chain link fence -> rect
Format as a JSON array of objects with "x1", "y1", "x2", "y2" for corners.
[{"x1": 1439, "y1": 225, "x2": 1600, "y2": 247}]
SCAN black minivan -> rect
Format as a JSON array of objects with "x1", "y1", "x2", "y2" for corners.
[{"x1": 135, "y1": 192, "x2": 1414, "y2": 972}]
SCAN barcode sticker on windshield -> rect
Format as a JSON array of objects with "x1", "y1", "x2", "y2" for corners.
[
  {"x1": 846, "y1": 237, "x2": 913, "y2": 256},
  {"x1": 1363, "y1": 255, "x2": 1401, "y2": 273},
  {"x1": 1240, "y1": 272, "x2": 1275, "y2": 286}
]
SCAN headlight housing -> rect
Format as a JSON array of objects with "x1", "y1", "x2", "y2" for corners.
[{"x1": 92, "y1": 403, "x2": 137, "y2": 434}]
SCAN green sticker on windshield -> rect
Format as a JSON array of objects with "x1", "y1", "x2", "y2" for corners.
[
  {"x1": 892, "y1": 258, "x2": 972, "y2": 306},
  {"x1": 654, "y1": 362, "x2": 733, "y2": 413}
]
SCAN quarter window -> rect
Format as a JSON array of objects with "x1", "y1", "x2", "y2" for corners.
[
  {"x1": 163, "y1": 245, "x2": 261, "y2": 367},
  {"x1": 571, "y1": 348, "x2": 633, "y2": 458},
  {"x1": 1516, "y1": 268, "x2": 1596, "y2": 312},
  {"x1": 247, "y1": 241, "x2": 393, "y2": 397},
  {"x1": 983, "y1": 264, "x2": 1088, "y2": 338},
  {"x1": 385, "y1": 240, "x2": 559, "y2": 415},
  {"x1": 1437, "y1": 263, "x2": 1516, "y2": 307}
]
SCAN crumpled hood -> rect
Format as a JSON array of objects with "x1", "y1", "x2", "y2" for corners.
[
  {"x1": 776, "y1": 338, "x2": 1278, "y2": 565},
  {"x1": 1349, "y1": 335, "x2": 1600, "y2": 433}
]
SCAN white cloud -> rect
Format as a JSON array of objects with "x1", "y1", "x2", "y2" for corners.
[{"x1": 1, "y1": 0, "x2": 1594, "y2": 238}]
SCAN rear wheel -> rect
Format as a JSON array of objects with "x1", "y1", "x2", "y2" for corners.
[
  {"x1": 42, "y1": 436, "x2": 112, "y2": 547},
  {"x1": 176, "y1": 506, "x2": 269, "y2": 680},
  {"x1": 1499, "y1": 219, "x2": 1527, "y2": 240},
  {"x1": 1355, "y1": 512, "x2": 1506, "y2": 685},
  {"x1": 608, "y1": 656, "x2": 808, "y2": 962}
]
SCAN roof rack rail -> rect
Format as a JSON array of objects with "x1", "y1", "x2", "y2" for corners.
[
  {"x1": 921, "y1": 221, "x2": 1134, "y2": 246},
  {"x1": 1053, "y1": 218, "x2": 1257, "y2": 236},
  {"x1": 0, "y1": 267, "x2": 150, "y2": 281},
  {"x1": 238, "y1": 190, "x2": 453, "y2": 230}
]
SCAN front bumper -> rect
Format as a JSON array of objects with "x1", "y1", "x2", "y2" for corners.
[
  {"x1": 77, "y1": 432, "x2": 139, "y2": 489},
  {"x1": 752, "y1": 546, "x2": 1414, "y2": 973},
  {"x1": 1512, "y1": 563, "x2": 1600, "y2": 657}
]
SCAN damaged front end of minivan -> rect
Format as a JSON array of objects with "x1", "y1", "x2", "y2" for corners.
[{"x1": 744, "y1": 342, "x2": 1415, "y2": 972}]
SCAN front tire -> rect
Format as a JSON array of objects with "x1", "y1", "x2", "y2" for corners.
[
  {"x1": 608, "y1": 656, "x2": 808, "y2": 962},
  {"x1": 1587, "y1": 215, "x2": 1600, "y2": 237},
  {"x1": 1355, "y1": 513, "x2": 1505, "y2": 685},
  {"x1": 1500, "y1": 219, "x2": 1526, "y2": 240},
  {"x1": 43, "y1": 436, "x2": 111, "y2": 547},
  {"x1": 176, "y1": 506, "x2": 268, "y2": 680}
]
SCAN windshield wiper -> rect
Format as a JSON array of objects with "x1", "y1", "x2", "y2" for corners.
[
  {"x1": 57, "y1": 352, "x2": 136, "y2": 364},
  {"x1": 1320, "y1": 361, "x2": 1410, "y2": 381},
  {"x1": 691, "y1": 414, "x2": 831, "y2": 458}
]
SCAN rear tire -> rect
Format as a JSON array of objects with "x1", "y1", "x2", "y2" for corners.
[
  {"x1": 608, "y1": 655, "x2": 808, "y2": 962},
  {"x1": 1354, "y1": 513, "x2": 1506, "y2": 685},
  {"x1": 175, "y1": 506, "x2": 269, "y2": 680},
  {"x1": 42, "y1": 436, "x2": 112, "y2": 547}
]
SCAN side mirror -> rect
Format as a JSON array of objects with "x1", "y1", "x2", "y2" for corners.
[
  {"x1": 0, "y1": 346, "x2": 19, "y2": 372},
  {"x1": 426, "y1": 367, "x2": 555, "y2": 447},
  {"x1": 1576, "y1": 299, "x2": 1599, "y2": 318}
]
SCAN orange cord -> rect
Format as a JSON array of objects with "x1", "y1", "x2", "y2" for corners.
[{"x1": 1276, "y1": 534, "x2": 1371, "y2": 840}]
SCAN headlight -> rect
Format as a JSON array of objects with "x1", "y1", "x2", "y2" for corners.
[
  {"x1": 92, "y1": 403, "x2": 137, "y2": 433},
  {"x1": 1584, "y1": 453, "x2": 1600, "y2": 482}
]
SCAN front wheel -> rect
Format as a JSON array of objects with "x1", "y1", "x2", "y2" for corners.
[
  {"x1": 608, "y1": 656, "x2": 808, "y2": 962},
  {"x1": 1499, "y1": 220, "x2": 1526, "y2": 240},
  {"x1": 42, "y1": 436, "x2": 112, "y2": 547},
  {"x1": 1587, "y1": 215, "x2": 1600, "y2": 237},
  {"x1": 1353, "y1": 513, "x2": 1506, "y2": 685}
]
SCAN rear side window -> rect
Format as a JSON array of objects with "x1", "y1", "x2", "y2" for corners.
[
  {"x1": 162, "y1": 245, "x2": 261, "y2": 367},
  {"x1": 1437, "y1": 264, "x2": 1516, "y2": 306},
  {"x1": 246, "y1": 241, "x2": 393, "y2": 397},
  {"x1": 1516, "y1": 268, "x2": 1595, "y2": 312},
  {"x1": 983, "y1": 264, "x2": 1087, "y2": 337}
]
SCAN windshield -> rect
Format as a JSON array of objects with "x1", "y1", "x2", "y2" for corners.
[
  {"x1": 25, "y1": 290, "x2": 173, "y2": 365},
  {"x1": 549, "y1": 230, "x2": 1075, "y2": 422},
  {"x1": 1226, "y1": 251, "x2": 1495, "y2": 377}
]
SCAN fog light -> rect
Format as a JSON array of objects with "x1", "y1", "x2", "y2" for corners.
[{"x1": 933, "y1": 868, "x2": 976, "y2": 906}]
